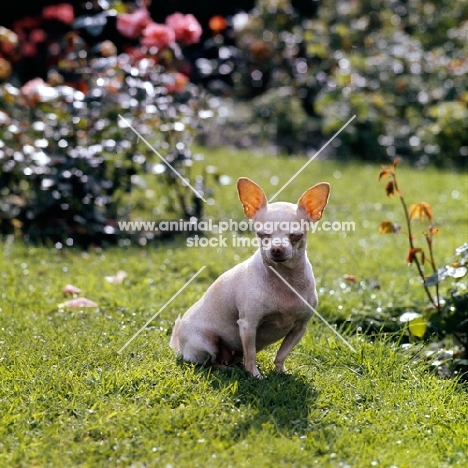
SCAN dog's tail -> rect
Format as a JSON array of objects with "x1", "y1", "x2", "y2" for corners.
[{"x1": 169, "y1": 315, "x2": 182, "y2": 352}]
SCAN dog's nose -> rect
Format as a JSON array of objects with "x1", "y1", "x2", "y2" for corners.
[{"x1": 271, "y1": 247, "x2": 284, "y2": 258}]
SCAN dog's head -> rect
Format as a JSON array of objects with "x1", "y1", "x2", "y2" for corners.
[{"x1": 237, "y1": 177, "x2": 330, "y2": 263}]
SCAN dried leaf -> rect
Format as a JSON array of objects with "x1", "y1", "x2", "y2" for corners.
[
  {"x1": 385, "y1": 181, "x2": 395, "y2": 197},
  {"x1": 409, "y1": 203, "x2": 433, "y2": 222},
  {"x1": 378, "y1": 168, "x2": 393, "y2": 181},
  {"x1": 393, "y1": 157, "x2": 401, "y2": 167},
  {"x1": 406, "y1": 248, "x2": 423, "y2": 264},
  {"x1": 343, "y1": 274, "x2": 357, "y2": 283},
  {"x1": 379, "y1": 220, "x2": 400, "y2": 234}
]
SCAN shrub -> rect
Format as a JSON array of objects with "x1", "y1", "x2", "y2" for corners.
[
  {"x1": 200, "y1": 0, "x2": 468, "y2": 167},
  {"x1": 0, "y1": 3, "x2": 214, "y2": 247}
]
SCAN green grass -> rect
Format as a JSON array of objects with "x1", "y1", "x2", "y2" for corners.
[{"x1": 1, "y1": 148, "x2": 467, "y2": 467}]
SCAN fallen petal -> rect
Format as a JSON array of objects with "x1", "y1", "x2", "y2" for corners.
[
  {"x1": 60, "y1": 297, "x2": 98, "y2": 308},
  {"x1": 63, "y1": 284, "x2": 82, "y2": 295},
  {"x1": 105, "y1": 270, "x2": 128, "y2": 284},
  {"x1": 343, "y1": 274, "x2": 357, "y2": 283}
]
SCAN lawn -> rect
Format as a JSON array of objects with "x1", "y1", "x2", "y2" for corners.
[{"x1": 1, "y1": 148, "x2": 467, "y2": 467}]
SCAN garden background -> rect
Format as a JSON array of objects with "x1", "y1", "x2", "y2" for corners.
[{"x1": 0, "y1": 1, "x2": 467, "y2": 467}]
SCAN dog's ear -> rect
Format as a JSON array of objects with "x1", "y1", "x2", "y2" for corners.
[
  {"x1": 237, "y1": 177, "x2": 268, "y2": 218},
  {"x1": 297, "y1": 182, "x2": 330, "y2": 222}
]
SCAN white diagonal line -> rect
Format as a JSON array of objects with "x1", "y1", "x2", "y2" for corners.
[
  {"x1": 268, "y1": 266, "x2": 357, "y2": 352},
  {"x1": 118, "y1": 114, "x2": 208, "y2": 203},
  {"x1": 268, "y1": 115, "x2": 356, "y2": 202},
  {"x1": 117, "y1": 266, "x2": 206, "y2": 354}
]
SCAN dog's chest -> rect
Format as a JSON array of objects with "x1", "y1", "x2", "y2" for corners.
[
  {"x1": 263, "y1": 274, "x2": 313, "y2": 312},
  {"x1": 261, "y1": 273, "x2": 313, "y2": 324},
  {"x1": 267, "y1": 290, "x2": 308, "y2": 314},
  {"x1": 256, "y1": 302, "x2": 310, "y2": 349},
  {"x1": 260, "y1": 282, "x2": 313, "y2": 324},
  {"x1": 260, "y1": 308, "x2": 303, "y2": 329}
]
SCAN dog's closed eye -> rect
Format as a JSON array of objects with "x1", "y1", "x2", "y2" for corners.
[
  {"x1": 289, "y1": 233, "x2": 304, "y2": 243},
  {"x1": 257, "y1": 231, "x2": 270, "y2": 239}
]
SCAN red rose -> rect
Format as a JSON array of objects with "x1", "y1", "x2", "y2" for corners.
[
  {"x1": 116, "y1": 8, "x2": 151, "y2": 40},
  {"x1": 165, "y1": 13, "x2": 202, "y2": 45},
  {"x1": 141, "y1": 22, "x2": 175, "y2": 49},
  {"x1": 42, "y1": 3, "x2": 74, "y2": 25}
]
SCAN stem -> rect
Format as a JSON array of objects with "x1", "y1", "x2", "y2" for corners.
[
  {"x1": 393, "y1": 173, "x2": 440, "y2": 311},
  {"x1": 425, "y1": 232, "x2": 441, "y2": 311}
]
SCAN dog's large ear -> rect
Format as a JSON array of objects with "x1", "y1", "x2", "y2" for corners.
[
  {"x1": 297, "y1": 182, "x2": 330, "y2": 222},
  {"x1": 237, "y1": 177, "x2": 268, "y2": 218}
]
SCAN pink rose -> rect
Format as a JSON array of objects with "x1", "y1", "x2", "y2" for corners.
[
  {"x1": 21, "y1": 77, "x2": 52, "y2": 106},
  {"x1": 165, "y1": 73, "x2": 189, "y2": 94},
  {"x1": 21, "y1": 77, "x2": 49, "y2": 95},
  {"x1": 165, "y1": 13, "x2": 202, "y2": 45},
  {"x1": 116, "y1": 8, "x2": 151, "y2": 39},
  {"x1": 42, "y1": 4, "x2": 74, "y2": 25},
  {"x1": 141, "y1": 22, "x2": 175, "y2": 49}
]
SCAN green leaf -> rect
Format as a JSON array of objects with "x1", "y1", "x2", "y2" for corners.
[
  {"x1": 409, "y1": 317, "x2": 427, "y2": 338},
  {"x1": 399, "y1": 312, "x2": 427, "y2": 337}
]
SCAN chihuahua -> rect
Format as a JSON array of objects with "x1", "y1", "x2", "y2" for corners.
[{"x1": 170, "y1": 177, "x2": 330, "y2": 378}]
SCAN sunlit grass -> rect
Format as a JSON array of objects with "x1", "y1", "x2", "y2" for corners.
[{"x1": 1, "y1": 148, "x2": 467, "y2": 467}]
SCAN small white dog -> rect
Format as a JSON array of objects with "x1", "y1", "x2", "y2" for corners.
[{"x1": 170, "y1": 177, "x2": 330, "y2": 378}]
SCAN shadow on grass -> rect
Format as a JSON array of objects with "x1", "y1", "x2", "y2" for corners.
[{"x1": 196, "y1": 364, "x2": 318, "y2": 438}]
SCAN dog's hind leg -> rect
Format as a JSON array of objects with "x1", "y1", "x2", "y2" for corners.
[
  {"x1": 169, "y1": 316, "x2": 182, "y2": 352},
  {"x1": 177, "y1": 326, "x2": 219, "y2": 366}
]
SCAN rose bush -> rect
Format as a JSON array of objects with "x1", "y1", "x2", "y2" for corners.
[
  {"x1": 197, "y1": 0, "x2": 468, "y2": 167},
  {"x1": 0, "y1": 2, "x2": 218, "y2": 247}
]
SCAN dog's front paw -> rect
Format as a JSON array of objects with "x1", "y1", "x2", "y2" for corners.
[
  {"x1": 274, "y1": 362, "x2": 287, "y2": 373},
  {"x1": 247, "y1": 365, "x2": 263, "y2": 379}
]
